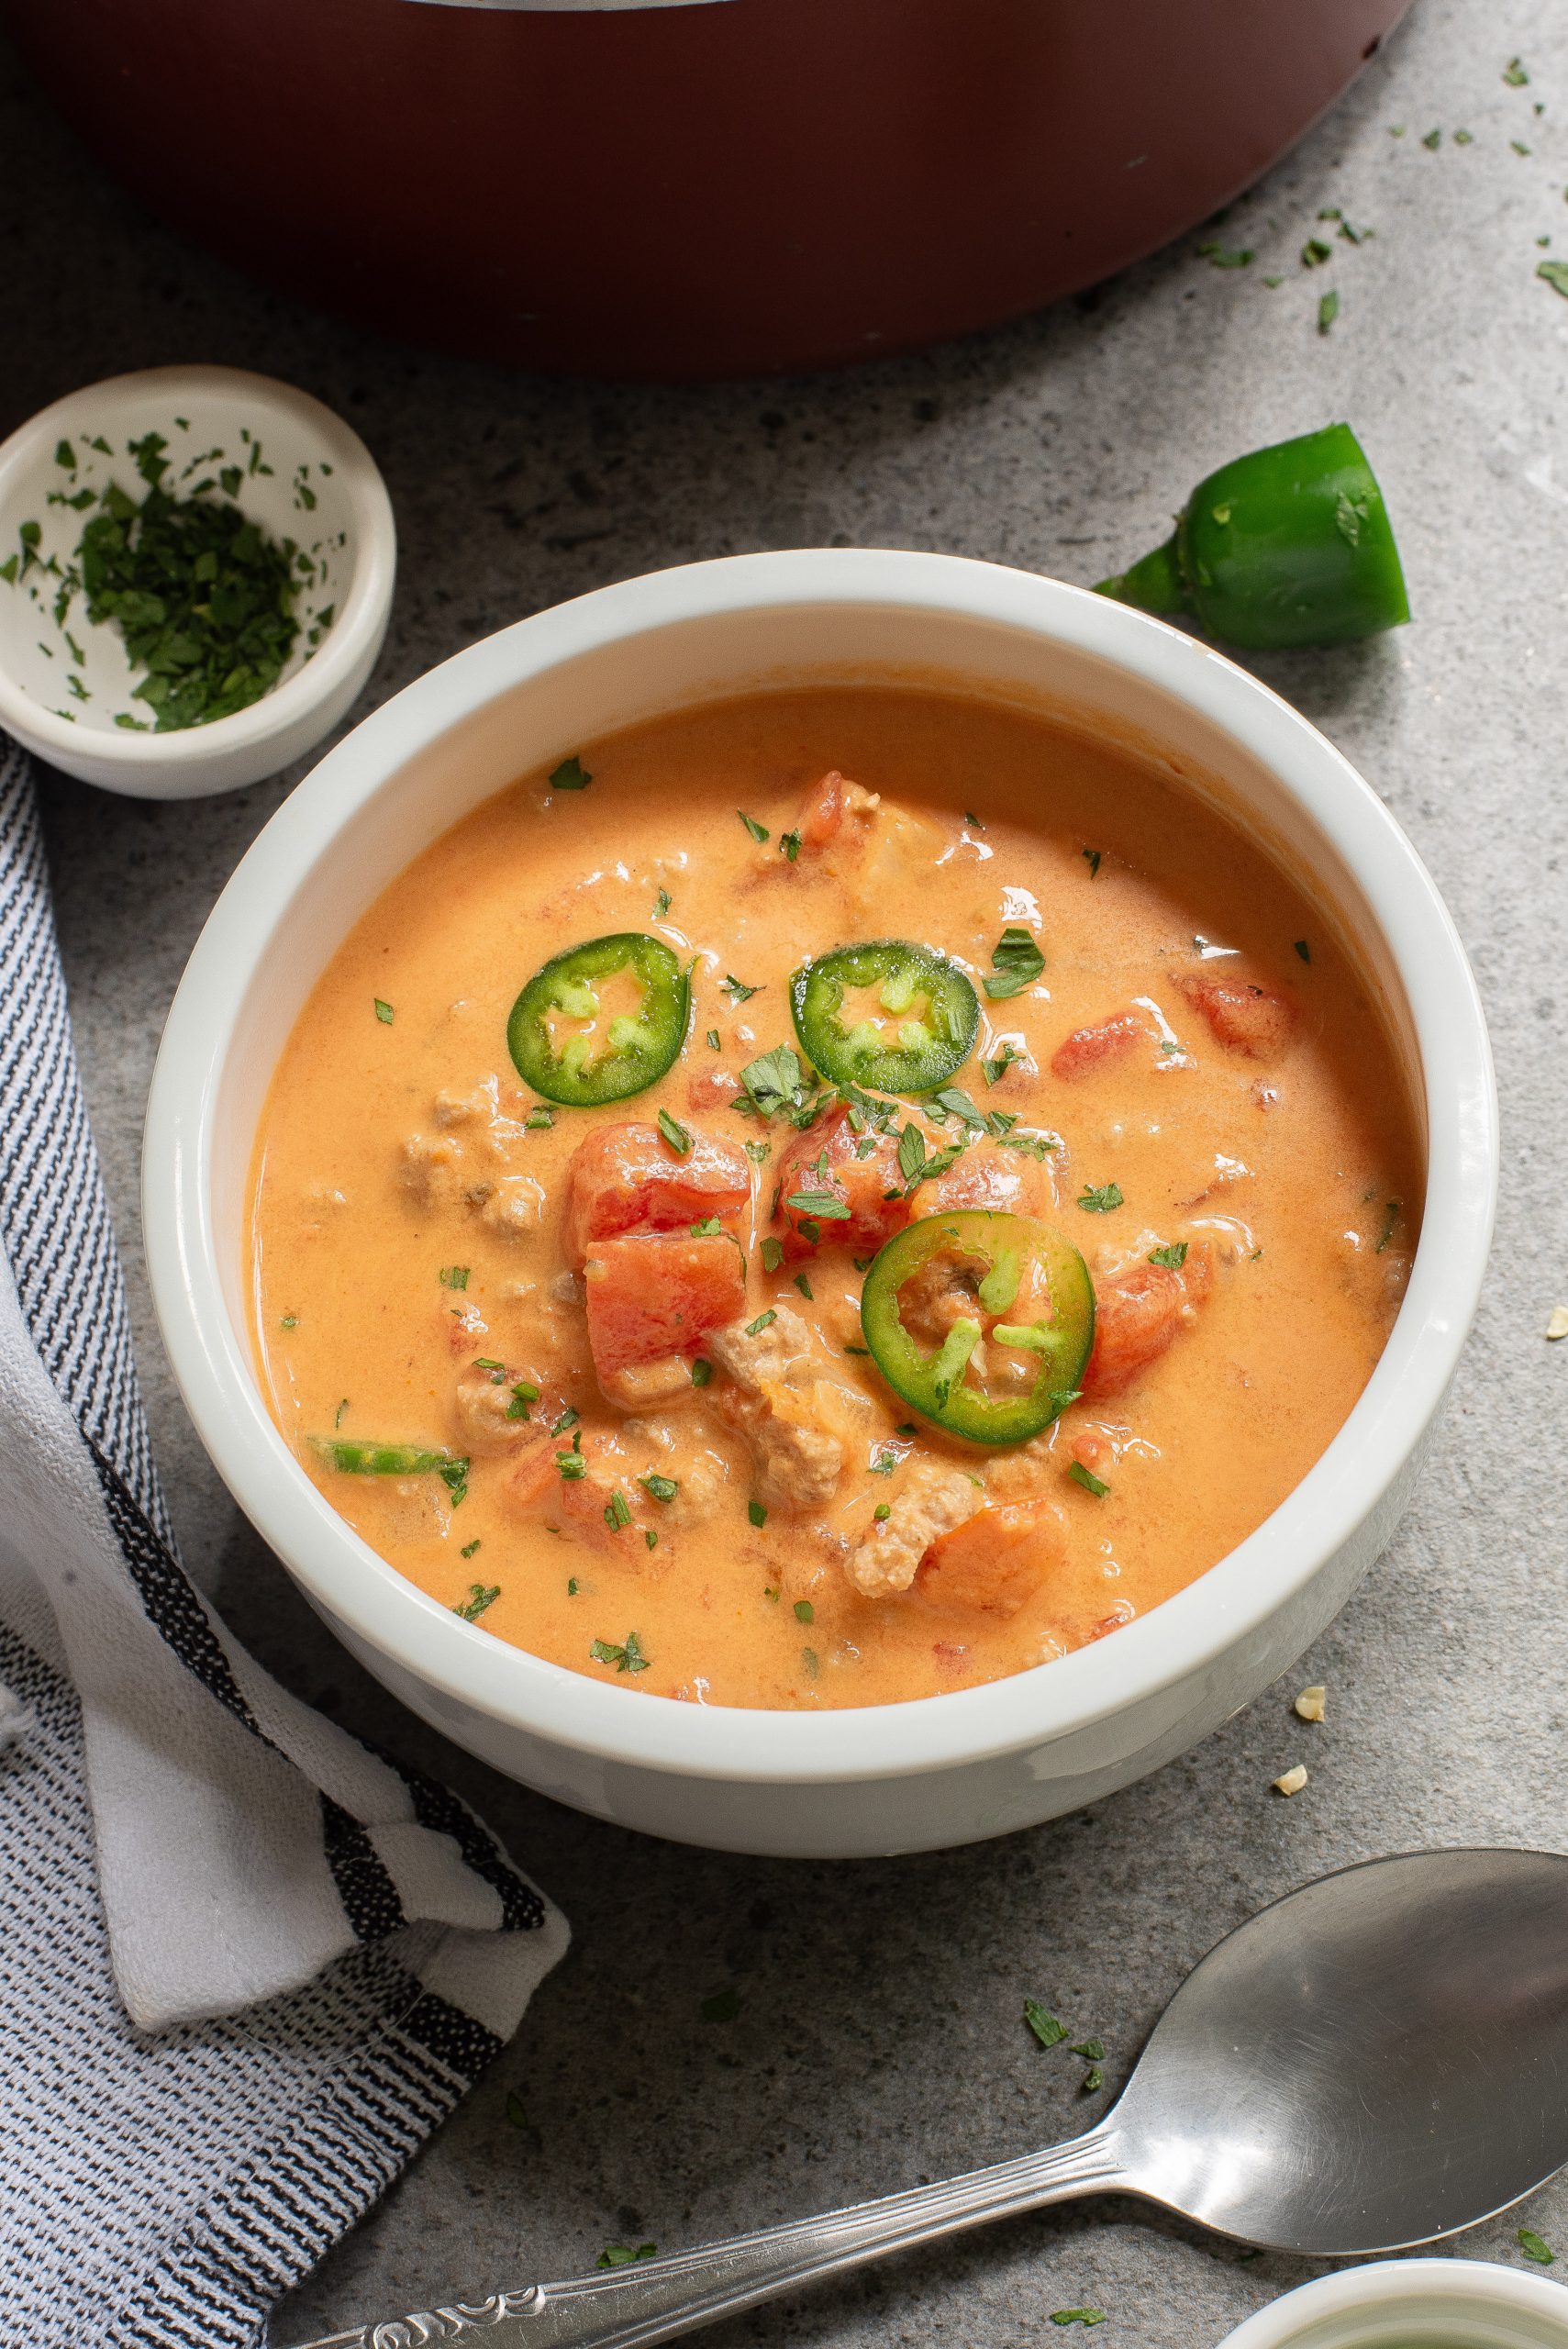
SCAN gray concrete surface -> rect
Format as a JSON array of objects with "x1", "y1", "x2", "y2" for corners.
[{"x1": 5, "y1": 3, "x2": 1568, "y2": 2343}]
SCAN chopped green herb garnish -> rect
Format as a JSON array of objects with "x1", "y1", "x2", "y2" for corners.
[
  {"x1": 1148, "y1": 1241, "x2": 1188, "y2": 1269},
  {"x1": 439, "y1": 1264, "x2": 470, "y2": 1289},
  {"x1": 603, "y1": 1488, "x2": 632, "y2": 1531},
  {"x1": 844, "y1": 1342, "x2": 872, "y2": 1356},
  {"x1": 746, "y1": 1309, "x2": 777, "y2": 1337},
  {"x1": 786, "y1": 1188, "x2": 851, "y2": 1219},
  {"x1": 1069, "y1": 1461, "x2": 1110, "y2": 1498},
  {"x1": 1024, "y1": 2000, "x2": 1068, "y2": 2049},
  {"x1": 1294, "y1": 938, "x2": 1311, "y2": 963},
  {"x1": 965, "y1": 810, "x2": 985, "y2": 829},
  {"x1": 1373, "y1": 1199, "x2": 1401, "y2": 1253},
  {"x1": 983, "y1": 1043, "x2": 1021, "y2": 1085},
  {"x1": 706, "y1": 1029, "x2": 720, "y2": 1051},
  {"x1": 722, "y1": 974, "x2": 761, "y2": 1002},
  {"x1": 525, "y1": 1104, "x2": 554, "y2": 1130},
  {"x1": 658, "y1": 1108, "x2": 694, "y2": 1156},
  {"x1": 801, "y1": 1646, "x2": 819, "y2": 1679},
  {"x1": 1318, "y1": 288, "x2": 1340, "y2": 334},
  {"x1": 567, "y1": 1576, "x2": 580, "y2": 1595},
  {"x1": 702, "y1": 1988, "x2": 741, "y2": 2022},
  {"x1": 873, "y1": 1501, "x2": 891, "y2": 1521},
  {"x1": 1082, "y1": 848, "x2": 1102, "y2": 878},
  {"x1": 644, "y1": 1528, "x2": 658, "y2": 1551},
  {"x1": 373, "y1": 998, "x2": 395, "y2": 1025},
  {"x1": 1077, "y1": 1183, "x2": 1123, "y2": 1214},
  {"x1": 552, "y1": 1407, "x2": 580, "y2": 1435},
  {"x1": 869, "y1": 1448, "x2": 898, "y2": 1475},
  {"x1": 760, "y1": 1236, "x2": 785, "y2": 1271},
  {"x1": 639, "y1": 1473, "x2": 679, "y2": 1503},
  {"x1": 779, "y1": 829, "x2": 802, "y2": 862},
  {"x1": 550, "y1": 755, "x2": 591, "y2": 790},
  {"x1": 72, "y1": 471, "x2": 303, "y2": 729},
  {"x1": 653, "y1": 886, "x2": 672, "y2": 918},
  {"x1": 279, "y1": 1314, "x2": 299, "y2": 1330},
  {"x1": 589, "y1": 1631, "x2": 649, "y2": 1674},
  {"x1": 794, "y1": 1600, "x2": 815, "y2": 1623},
  {"x1": 596, "y1": 2243, "x2": 657, "y2": 2268},
  {"x1": 740, "y1": 1042, "x2": 817, "y2": 1125},
  {"x1": 453, "y1": 1583, "x2": 501, "y2": 1620},
  {"x1": 748, "y1": 1499, "x2": 768, "y2": 1528},
  {"x1": 983, "y1": 924, "x2": 1045, "y2": 1000},
  {"x1": 793, "y1": 1272, "x2": 813, "y2": 1300},
  {"x1": 506, "y1": 1379, "x2": 541, "y2": 1420},
  {"x1": 689, "y1": 1215, "x2": 723, "y2": 1237},
  {"x1": 1519, "y1": 2230, "x2": 1555, "y2": 2266},
  {"x1": 738, "y1": 809, "x2": 770, "y2": 843},
  {"x1": 334, "y1": 1397, "x2": 350, "y2": 1429},
  {"x1": 461, "y1": 1539, "x2": 483, "y2": 1560},
  {"x1": 692, "y1": 1358, "x2": 714, "y2": 1387},
  {"x1": 557, "y1": 1451, "x2": 587, "y2": 1480}
]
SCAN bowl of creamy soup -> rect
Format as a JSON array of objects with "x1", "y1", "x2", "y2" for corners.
[{"x1": 143, "y1": 551, "x2": 1496, "y2": 1856}]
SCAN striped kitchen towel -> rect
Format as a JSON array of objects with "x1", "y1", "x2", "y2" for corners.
[{"x1": 0, "y1": 733, "x2": 568, "y2": 2348}]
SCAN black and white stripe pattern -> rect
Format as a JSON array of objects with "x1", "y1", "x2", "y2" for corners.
[{"x1": 0, "y1": 737, "x2": 565, "y2": 2348}]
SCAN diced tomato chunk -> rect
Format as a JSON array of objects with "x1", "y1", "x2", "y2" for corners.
[
  {"x1": 799, "y1": 769, "x2": 850, "y2": 847},
  {"x1": 1176, "y1": 973, "x2": 1296, "y2": 1059},
  {"x1": 1051, "y1": 1008, "x2": 1148, "y2": 1081},
  {"x1": 917, "y1": 1496, "x2": 1066, "y2": 1616},
  {"x1": 1082, "y1": 1244, "x2": 1212, "y2": 1397},
  {"x1": 507, "y1": 1428, "x2": 645, "y2": 1551},
  {"x1": 774, "y1": 1105, "x2": 909, "y2": 1261},
  {"x1": 563, "y1": 1120, "x2": 751, "y2": 1268},
  {"x1": 584, "y1": 1233, "x2": 747, "y2": 1377}
]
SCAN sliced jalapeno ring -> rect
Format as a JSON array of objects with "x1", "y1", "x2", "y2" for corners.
[
  {"x1": 859, "y1": 1209, "x2": 1095, "y2": 1446},
  {"x1": 790, "y1": 939, "x2": 979, "y2": 1097},
  {"x1": 508, "y1": 931, "x2": 690, "y2": 1107}
]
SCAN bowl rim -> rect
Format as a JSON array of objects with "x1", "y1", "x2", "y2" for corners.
[
  {"x1": 142, "y1": 548, "x2": 1498, "y2": 1786},
  {"x1": 1214, "y1": 2258, "x2": 1568, "y2": 2349},
  {"x1": 0, "y1": 362, "x2": 395, "y2": 771}
]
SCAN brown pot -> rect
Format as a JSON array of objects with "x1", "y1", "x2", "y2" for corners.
[{"x1": 3, "y1": 0, "x2": 1410, "y2": 379}]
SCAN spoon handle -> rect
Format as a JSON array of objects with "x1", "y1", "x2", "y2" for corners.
[{"x1": 288, "y1": 2126, "x2": 1126, "y2": 2349}]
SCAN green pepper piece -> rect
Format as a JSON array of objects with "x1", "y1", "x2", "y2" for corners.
[
  {"x1": 860, "y1": 1210, "x2": 1095, "y2": 1445},
  {"x1": 1095, "y1": 423, "x2": 1409, "y2": 651},
  {"x1": 508, "y1": 932, "x2": 690, "y2": 1107},
  {"x1": 790, "y1": 940, "x2": 979, "y2": 1097},
  {"x1": 310, "y1": 1438, "x2": 469, "y2": 1487}
]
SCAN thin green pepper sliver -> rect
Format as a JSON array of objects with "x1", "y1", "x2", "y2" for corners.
[
  {"x1": 507, "y1": 932, "x2": 690, "y2": 1107},
  {"x1": 1095, "y1": 422, "x2": 1409, "y2": 651},
  {"x1": 790, "y1": 940, "x2": 979, "y2": 1097},
  {"x1": 860, "y1": 1211, "x2": 1095, "y2": 1445},
  {"x1": 311, "y1": 1438, "x2": 469, "y2": 1490}
]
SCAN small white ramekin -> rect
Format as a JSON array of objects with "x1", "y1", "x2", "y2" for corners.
[
  {"x1": 0, "y1": 365, "x2": 395, "y2": 796},
  {"x1": 1218, "y1": 2260, "x2": 1568, "y2": 2349},
  {"x1": 141, "y1": 550, "x2": 1497, "y2": 1855}
]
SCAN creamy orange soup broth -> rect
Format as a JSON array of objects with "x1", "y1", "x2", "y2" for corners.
[{"x1": 250, "y1": 686, "x2": 1420, "y2": 1710}]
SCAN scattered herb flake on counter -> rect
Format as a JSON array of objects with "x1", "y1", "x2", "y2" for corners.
[
  {"x1": 703, "y1": 1987, "x2": 741, "y2": 2022},
  {"x1": 1301, "y1": 238, "x2": 1332, "y2": 268},
  {"x1": 1082, "y1": 2066, "x2": 1105, "y2": 2091},
  {"x1": 658, "y1": 1108, "x2": 694, "y2": 1155},
  {"x1": 1148, "y1": 1241, "x2": 1188, "y2": 1269},
  {"x1": 1518, "y1": 2230, "x2": 1555, "y2": 2266},
  {"x1": 1504, "y1": 56, "x2": 1529, "y2": 85},
  {"x1": 589, "y1": 1631, "x2": 649, "y2": 1674},
  {"x1": 374, "y1": 997, "x2": 395, "y2": 1024},
  {"x1": 1051, "y1": 2312, "x2": 1106, "y2": 2329},
  {"x1": 739, "y1": 808, "x2": 770, "y2": 843},
  {"x1": 68, "y1": 455, "x2": 305, "y2": 730},
  {"x1": 1070, "y1": 2038, "x2": 1105, "y2": 2061},
  {"x1": 1069, "y1": 1462, "x2": 1110, "y2": 1499},
  {"x1": 1078, "y1": 1182, "x2": 1123, "y2": 1214},
  {"x1": 597, "y1": 2243, "x2": 657, "y2": 2268},
  {"x1": 1199, "y1": 242, "x2": 1253, "y2": 268},
  {"x1": 1421, "y1": 128, "x2": 1441, "y2": 148},
  {"x1": 1318, "y1": 290, "x2": 1340, "y2": 334},
  {"x1": 550, "y1": 755, "x2": 591, "y2": 790},
  {"x1": 983, "y1": 924, "x2": 1045, "y2": 999},
  {"x1": 1512, "y1": 139, "x2": 1532, "y2": 157},
  {"x1": 505, "y1": 2088, "x2": 529, "y2": 2130},
  {"x1": 1453, "y1": 129, "x2": 1473, "y2": 145},
  {"x1": 1538, "y1": 261, "x2": 1568, "y2": 298},
  {"x1": 453, "y1": 1583, "x2": 500, "y2": 1621},
  {"x1": 1024, "y1": 2001, "x2": 1069, "y2": 2049}
]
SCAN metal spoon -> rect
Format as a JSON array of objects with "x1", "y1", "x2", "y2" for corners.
[{"x1": 295, "y1": 1846, "x2": 1568, "y2": 2349}]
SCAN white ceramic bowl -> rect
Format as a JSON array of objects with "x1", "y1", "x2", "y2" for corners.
[
  {"x1": 1218, "y1": 2260, "x2": 1568, "y2": 2349},
  {"x1": 142, "y1": 550, "x2": 1497, "y2": 1856},
  {"x1": 0, "y1": 365, "x2": 395, "y2": 796}
]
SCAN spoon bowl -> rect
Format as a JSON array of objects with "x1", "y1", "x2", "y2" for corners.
[{"x1": 292, "y1": 1849, "x2": 1568, "y2": 2349}]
